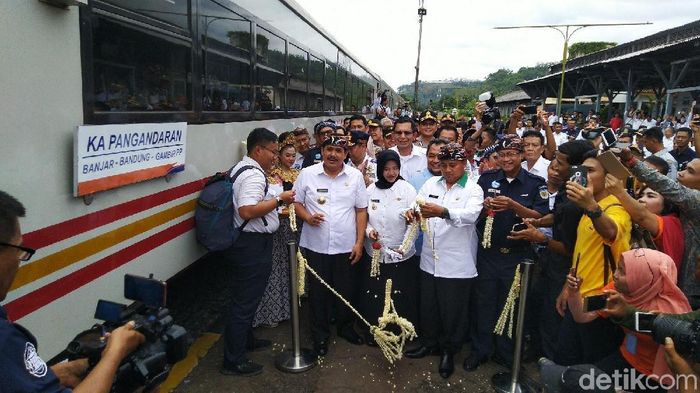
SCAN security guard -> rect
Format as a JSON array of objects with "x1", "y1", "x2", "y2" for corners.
[
  {"x1": 464, "y1": 135, "x2": 550, "y2": 372},
  {"x1": 302, "y1": 120, "x2": 336, "y2": 168},
  {"x1": 416, "y1": 111, "x2": 438, "y2": 148},
  {"x1": 0, "y1": 191, "x2": 144, "y2": 393}
]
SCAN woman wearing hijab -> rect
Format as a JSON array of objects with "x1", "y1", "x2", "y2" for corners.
[
  {"x1": 362, "y1": 149, "x2": 419, "y2": 345},
  {"x1": 540, "y1": 248, "x2": 692, "y2": 392}
]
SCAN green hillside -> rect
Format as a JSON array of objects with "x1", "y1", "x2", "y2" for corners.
[{"x1": 398, "y1": 63, "x2": 553, "y2": 112}]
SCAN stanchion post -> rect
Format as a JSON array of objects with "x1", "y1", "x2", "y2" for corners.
[
  {"x1": 275, "y1": 240, "x2": 317, "y2": 373},
  {"x1": 492, "y1": 259, "x2": 535, "y2": 393}
]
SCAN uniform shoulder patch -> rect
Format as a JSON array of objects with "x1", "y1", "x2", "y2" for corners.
[
  {"x1": 24, "y1": 342, "x2": 47, "y2": 378},
  {"x1": 538, "y1": 185, "x2": 549, "y2": 200}
]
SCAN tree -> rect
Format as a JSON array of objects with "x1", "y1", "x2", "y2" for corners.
[{"x1": 568, "y1": 41, "x2": 616, "y2": 59}]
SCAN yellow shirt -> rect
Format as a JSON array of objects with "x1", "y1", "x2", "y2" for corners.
[{"x1": 573, "y1": 195, "x2": 632, "y2": 297}]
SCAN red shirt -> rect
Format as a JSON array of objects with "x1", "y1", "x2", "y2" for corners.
[
  {"x1": 653, "y1": 215, "x2": 684, "y2": 274},
  {"x1": 609, "y1": 117, "x2": 623, "y2": 131}
]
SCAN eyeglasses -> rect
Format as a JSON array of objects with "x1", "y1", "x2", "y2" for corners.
[
  {"x1": 0, "y1": 242, "x2": 36, "y2": 262},
  {"x1": 260, "y1": 145, "x2": 280, "y2": 155},
  {"x1": 499, "y1": 151, "x2": 521, "y2": 158}
]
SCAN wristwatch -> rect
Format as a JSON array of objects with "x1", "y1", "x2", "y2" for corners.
[
  {"x1": 440, "y1": 208, "x2": 451, "y2": 219},
  {"x1": 585, "y1": 207, "x2": 603, "y2": 219},
  {"x1": 275, "y1": 196, "x2": 284, "y2": 207}
]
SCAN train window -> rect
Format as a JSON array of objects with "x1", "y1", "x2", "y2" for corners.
[
  {"x1": 233, "y1": 0, "x2": 337, "y2": 63},
  {"x1": 324, "y1": 62, "x2": 336, "y2": 112},
  {"x1": 287, "y1": 44, "x2": 308, "y2": 112},
  {"x1": 334, "y1": 67, "x2": 345, "y2": 112},
  {"x1": 90, "y1": 17, "x2": 192, "y2": 112},
  {"x1": 200, "y1": 1, "x2": 252, "y2": 112},
  {"x1": 101, "y1": 0, "x2": 189, "y2": 30},
  {"x1": 309, "y1": 55, "x2": 324, "y2": 112},
  {"x1": 255, "y1": 27, "x2": 285, "y2": 112}
]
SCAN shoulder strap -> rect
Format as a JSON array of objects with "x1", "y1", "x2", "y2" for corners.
[
  {"x1": 601, "y1": 203, "x2": 622, "y2": 285},
  {"x1": 230, "y1": 165, "x2": 270, "y2": 230}
]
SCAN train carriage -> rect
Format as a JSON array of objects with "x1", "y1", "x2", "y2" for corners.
[{"x1": 0, "y1": 0, "x2": 399, "y2": 358}]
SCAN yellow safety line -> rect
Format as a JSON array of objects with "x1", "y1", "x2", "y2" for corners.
[
  {"x1": 159, "y1": 333, "x2": 222, "y2": 392},
  {"x1": 10, "y1": 199, "x2": 196, "y2": 291}
]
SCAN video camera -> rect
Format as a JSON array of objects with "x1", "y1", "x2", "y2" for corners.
[
  {"x1": 51, "y1": 274, "x2": 189, "y2": 393},
  {"x1": 636, "y1": 312, "x2": 700, "y2": 363},
  {"x1": 478, "y1": 91, "x2": 501, "y2": 129}
]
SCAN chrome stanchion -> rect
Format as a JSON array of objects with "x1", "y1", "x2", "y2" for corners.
[
  {"x1": 492, "y1": 259, "x2": 535, "y2": 393},
  {"x1": 275, "y1": 240, "x2": 317, "y2": 373}
]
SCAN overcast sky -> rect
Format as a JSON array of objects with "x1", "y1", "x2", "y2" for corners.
[{"x1": 292, "y1": 0, "x2": 700, "y2": 90}]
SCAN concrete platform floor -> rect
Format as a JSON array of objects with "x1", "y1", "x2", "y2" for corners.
[{"x1": 172, "y1": 311, "x2": 542, "y2": 393}]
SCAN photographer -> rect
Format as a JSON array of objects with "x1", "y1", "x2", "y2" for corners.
[
  {"x1": 540, "y1": 249, "x2": 692, "y2": 392},
  {"x1": 604, "y1": 292, "x2": 700, "y2": 393},
  {"x1": 0, "y1": 190, "x2": 145, "y2": 393}
]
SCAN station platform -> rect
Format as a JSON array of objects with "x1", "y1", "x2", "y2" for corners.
[
  {"x1": 172, "y1": 313, "x2": 542, "y2": 392},
  {"x1": 163, "y1": 256, "x2": 542, "y2": 392}
]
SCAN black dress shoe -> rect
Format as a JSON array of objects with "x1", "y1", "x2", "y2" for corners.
[
  {"x1": 438, "y1": 351, "x2": 454, "y2": 379},
  {"x1": 404, "y1": 346, "x2": 440, "y2": 358},
  {"x1": 313, "y1": 340, "x2": 328, "y2": 356},
  {"x1": 220, "y1": 359, "x2": 263, "y2": 376},
  {"x1": 338, "y1": 328, "x2": 364, "y2": 345},
  {"x1": 492, "y1": 353, "x2": 514, "y2": 369},
  {"x1": 462, "y1": 353, "x2": 488, "y2": 372},
  {"x1": 246, "y1": 338, "x2": 271, "y2": 352}
]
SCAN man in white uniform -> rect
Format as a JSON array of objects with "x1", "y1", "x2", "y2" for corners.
[{"x1": 293, "y1": 136, "x2": 369, "y2": 356}]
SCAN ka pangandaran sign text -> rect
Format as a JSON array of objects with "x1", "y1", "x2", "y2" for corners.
[{"x1": 74, "y1": 122, "x2": 187, "y2": 196}]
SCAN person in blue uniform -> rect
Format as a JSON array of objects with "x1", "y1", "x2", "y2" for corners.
[
  {"x1": 464, "y1": 135, "x2": 550, "y2": 371},
  {"x1": 0, "y1": 190, "x2": 144, "y2": 393},
  {"x1": 302, "y1": 120, "x2": 336, "y2": 168}
]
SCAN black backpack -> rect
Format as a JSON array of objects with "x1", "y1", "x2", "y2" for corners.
[{"x1": 194, "y1": 165, "x2": 267, "y2": 251}]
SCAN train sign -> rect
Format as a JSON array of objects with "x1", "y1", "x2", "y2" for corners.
[{"x1": 74, "y1": 122, "x2": 187, "y2": 196}]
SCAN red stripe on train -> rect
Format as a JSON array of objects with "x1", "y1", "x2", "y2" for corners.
[
  {"x1": 23, "y1": 179, "x2": 205, "y2": 249},
  {"x1": 6, "y1": 218, "x2": 196, "y2": 321}
]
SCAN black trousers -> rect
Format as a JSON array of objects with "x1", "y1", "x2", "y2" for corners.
[
  {"x1": 222, "y1": 232, "x2": 273, "y2": 365},
  {"x1": 304, "y1": 248, "x2": 360, "y2": 342},
  {"x1": 554, "y1": 309, "x2": 624, "y2": 366},
  {"x1": 419, "y1": 271, "x2": 474, "y2": 354},
  {"x1": 470, "y1": 276, "x2": 516, "y2": 361},
  {"x1": 361, "y1": 253, "x2": 420, "y2": 335}
]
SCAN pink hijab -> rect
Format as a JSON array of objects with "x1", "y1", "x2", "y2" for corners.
[{"x1": 619, "y1": 249, "x2": 692, "y2": 379}]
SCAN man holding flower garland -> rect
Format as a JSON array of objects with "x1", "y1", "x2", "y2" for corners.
[
  {"x1": 465, "y1": 135, "x2": 549, "y2": 372},
  {"x1": 403, "y1": 143, "x2": 483, "y2": 379}
]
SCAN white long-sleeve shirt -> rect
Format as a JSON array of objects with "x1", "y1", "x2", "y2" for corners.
[
  {"x1": 364, "y1": 180, "x2": 418, "y2": 263},
  {"x1": 417, "y1": 174, "x2": 484, "y2": 278}
]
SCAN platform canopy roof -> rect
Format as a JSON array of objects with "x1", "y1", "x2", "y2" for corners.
[{"x1": 518, "y1": 19, "x2": 700, "y2": 100}]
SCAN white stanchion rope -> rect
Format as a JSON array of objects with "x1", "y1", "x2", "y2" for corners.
[{"x1": 493, "y1": 264, "x2": 521, "y2": 338}]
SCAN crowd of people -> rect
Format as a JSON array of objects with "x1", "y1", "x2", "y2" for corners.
[
  {"x1": 5, "y1": 99, "x2": 700, "y2": 391},
  {"x1": 219, "y1": 102, "x2": 700, "y2": 392}
]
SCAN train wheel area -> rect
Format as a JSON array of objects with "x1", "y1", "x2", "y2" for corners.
[{"x1": 163, "y1": 255, "x2": 540, "y2": 392}]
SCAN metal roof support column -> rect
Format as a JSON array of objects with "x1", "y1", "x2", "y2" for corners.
[{"x1": 652, "y1": 59, "x2": 692, "y2": 116}]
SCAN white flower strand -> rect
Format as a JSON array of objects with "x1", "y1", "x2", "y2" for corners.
[
  {"x1": 398, "y1": 221, "x2": 419, "y2": 255},
  {"x1": 415, "y1": 197, "x2": 438, "y2": 261},
  {"x1": 493, "y1": 265, "x2": 521, "y2": 338},
  {"x1": 481, "y1": 211, "x2": 495, "y2": 249},
  {"x1": 296, "y1": 252, "x2": 417, "y2": 363},
  {"x1": 370, "y1": 245, "x2": 381, "y2": 278},
  {"x1": 288, "y1": 204, "x2": 297, "y2": 232}
]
